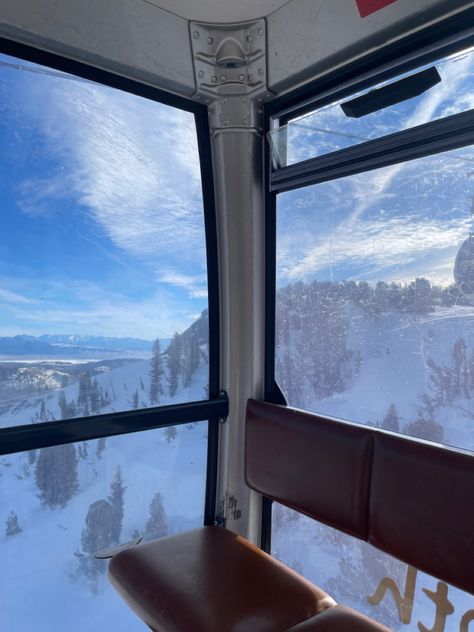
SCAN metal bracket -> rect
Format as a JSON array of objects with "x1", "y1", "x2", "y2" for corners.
[{"x1": 189, "y1": 19, "x2": 273, "y2": 134}]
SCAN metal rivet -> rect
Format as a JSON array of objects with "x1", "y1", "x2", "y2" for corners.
[
  {"x1": 258, "y1": 68, "x2": 264, "y2": 76},
  {"x1": 211, "y1": 75, "x2": 217, "y2": 83},
  {"x1": 198, "y1": 70, "x2": 204, "y2": 78},
  {"x1": 246, "y1": 35, "x2": 252, "y2": 43},
  {"x1": 207, "y1": 37, "x2": 214, "y2": 45},
  {"x1": 193, "y1": 31, "x2": 200, "y2": 39},
  {"x1": 220, "y1": 75, "x2": 226, "y2": 81},
  {"x1": 239, "y1": 74, "x2": 245, "y2": 81},
  {"x1": 258, "y1": 28, "x2": 264, "y2": 36}
]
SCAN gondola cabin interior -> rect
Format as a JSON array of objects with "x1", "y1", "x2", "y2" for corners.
[{"x1": 0, "y1": 0, "x2": 473, "y2": 630}]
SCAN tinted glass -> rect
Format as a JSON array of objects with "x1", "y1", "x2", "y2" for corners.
[
  {"x1": 276, "y1": 146, "x2": 474, "y2": 452},
  {"x1": 0, "y1": 423, "x2": 208, "y2": 630},
  {"x1": 269, "y1": 46, "x2": 474, "y2": 167},
  {"x1": 0, "y1": 53, "x2": 209, "y2": 429}
]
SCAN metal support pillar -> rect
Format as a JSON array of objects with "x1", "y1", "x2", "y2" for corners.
[{"x1": 190, "y1": 20, "x2": 269, "y2": 543}]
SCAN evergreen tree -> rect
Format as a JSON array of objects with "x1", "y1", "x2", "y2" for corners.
[
  {"x1": 90, "y1": 379, "x2": 100, "y2": 414},
  {"x1": 39, "y1": 400, "x2": 48, "y2": 422},
  {"x1": 404, "y1": 404, "x2": 444, "y2": 443},
  {"x1": 107, "y1": 466, "x2": 125, "y2": 544},
  {"x1": 58, "y1": 391, "x2": 68, "y2": 420},
  {"x1": 5, "y1": 511, "x2": 22, "y2": 537},
  {"x1": 35, "y1": 443, "x2": 79, "y2": 509},
  {"x1": 77, "y1": 371, "x2": 92, "y2": 415},
  {"x1": 78, "y1": 499, "x2": 115, "y2": 583},
  {"x1": 132, "y1": 389, "x2": 139, "y2": 409},
  {"x1": 96, "y1": 437, "x2": 106, "y2": 460},
  {"x1": 182, "y1": 335, "x2": 200, "y2": 387},
  {"x1": 77, "y1": 442, "x2": 89, "y2": 460},
  {"x1": 149, "y1": 338, "x2": 164, "y2": 405},
  {"x1": 164, "y1": 426, "x2": 177, "y2": 443},
  {"x1": 381, "y1": 404, "x2": 400, "y2": 433},
  {"x1": 145, "y1": 492, "x2": 168, "y2": 538},
  {"x1": 167, "y1": 332, "x2": 182, "y2": 397}
]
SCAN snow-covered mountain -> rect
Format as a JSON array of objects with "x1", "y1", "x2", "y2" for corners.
[
  {"x1": 0, "y1": 310, "x2": 209, "y2": 631},
  {"x1": 0, "y1": 334, "x2": 158, "y2": 359},
  {"x1": 1, "y1": 296, "x2": 472, "y2": 631}
]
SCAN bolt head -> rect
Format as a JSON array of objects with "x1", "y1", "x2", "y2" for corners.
[
  {"x1": 246, "y1": 35, "x2": 252, "y2": 43},
  {"x1": 239, "y1": 74, "x2": 245, "y2": 81},
  {"x1": 198, "y1": 70, "x2": 204, "y2": 78},
  {"x1": 258, "y1": 68, "x2": 264, "y2": 76},
  {"x1": 207, "y1": 37, "x2": 214, "y2": 45},
  {"x1": 258, "y1": 28, "x2": 264, "y2": 36},
  {"x1": 211, "y1": 75, "x2": 217, "y2": 83},
  {"x1": 193, "y1": 31, "x2": 200, "y2": 39},
  {"x1": 220, "y1": 75, "x2": 226, "y2": 81}
]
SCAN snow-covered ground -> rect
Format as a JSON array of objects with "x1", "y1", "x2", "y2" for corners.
[
  {"x1": 0, "y1": 321, "x2": 209, "y2": 631},
  {"x1": 2, "y1": 298, "x2": 473, "y2": 630}
]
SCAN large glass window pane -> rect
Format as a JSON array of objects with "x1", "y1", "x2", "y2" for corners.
[
  {"x1": 0, "y1": 422, "x2": 208, "y2": 630},
  {"x1": 0, "y1": 53, "x2": 209, "y2": 428},
  {"x1": 276, "y1": 146, "x2": 474, "y2": 452},
  {"x1": 272, "y1": 504, "x2": 474, "y2": 632},
  {"x1": 269, "y1": 46, "x2": 474, "y2": 167}
]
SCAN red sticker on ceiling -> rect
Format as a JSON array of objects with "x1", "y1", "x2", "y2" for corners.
[{"x1": 356, "y1": 0, "x2": 398, "y2": 18}]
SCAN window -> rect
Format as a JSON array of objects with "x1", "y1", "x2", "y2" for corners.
[
  {"x1": 0, "y1": 51, "x2": 211, "y2": 430},
  {"x1": 269, "y1": 45, "x2": 474, "y2": 167},
  {"x1": 0, "y1": 426, "x2": 208, "y2": 631},
  {"x1": 267, "y1": 30, "x2": 474, "y2": 628},
  {"x1": 272, "y1": 505, "x2": 474, "y2": 632},
  {"x1": 0, "y1": 44, "x2": 223, "y2": 631},
  {"x1": 276, "y1": 146, "x2": 474, "y2": 453}
]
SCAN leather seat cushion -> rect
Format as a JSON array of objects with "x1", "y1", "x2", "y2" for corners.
[
  {"x1": 287, "y1": 605, "x2": 391, "y2": 631},
  {"x1": 108, "y1": 526, "x2": 335, "y2": 632}
]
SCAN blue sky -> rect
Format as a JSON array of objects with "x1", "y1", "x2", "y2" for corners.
[
  {"x1": 0, "y1": 54, "x2": 207, "y2": 339},
  {"x1": 0, "y1": 46, "x2": 473, "y2": 339},
  {"x1": 276, "y1": 46, "x2": 474, "y2": 288}
]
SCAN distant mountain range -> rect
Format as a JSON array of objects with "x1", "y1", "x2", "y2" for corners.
[{"x1": 0, "y1": 334, "x2": 169, "y2": 358}]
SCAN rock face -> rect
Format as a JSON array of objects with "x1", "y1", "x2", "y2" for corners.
[{"x1": 454, "y1": 236, "x2": 474, "y2": 295}]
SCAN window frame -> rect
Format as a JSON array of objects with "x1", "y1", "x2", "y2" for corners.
[
  {"x1": 263, "y1": 6, "x2": 474, "y2": 551},
  {"x1": 0, "y1": 37, "x2": 226, "y2": 527}
]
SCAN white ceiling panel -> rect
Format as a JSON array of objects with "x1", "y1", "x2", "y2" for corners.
[{"x1": 143, "y1": 0, "x2": 292, "y2": 22}]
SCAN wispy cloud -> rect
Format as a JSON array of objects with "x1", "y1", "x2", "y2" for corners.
[
  {"x1": 17, "y1": 74, "x2": 207, "y2": 297},
  {"x1": 278, "y1": 216, "x2": 470, "y2": 286},
  {"x1": 0, "y1": 275, "x2": 196, "y2": 338},
  {"x1": 0, "y1": 287, "x2": 36, "y2": 305}
]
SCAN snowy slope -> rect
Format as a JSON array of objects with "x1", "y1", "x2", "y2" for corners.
[{"x1": 0, "y1": 315, "x2": 209, "y2": 631}]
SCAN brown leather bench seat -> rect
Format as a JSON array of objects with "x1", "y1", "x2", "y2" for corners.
[
  {"x1": 108, "y1": 399, "x2": 473, "y2": 631},
  {"x1": 109, "y1": 526, "x2": 337, "y2": 632}
]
